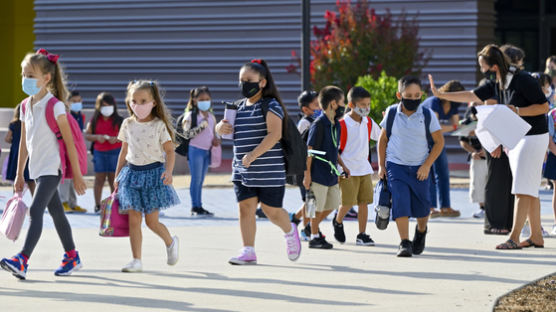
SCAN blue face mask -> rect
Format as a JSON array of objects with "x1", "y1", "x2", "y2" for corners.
[
  {"x1": 70, "y1": 102, "x2": 83, "y2": 112},
  {"x1": 311, "y1": 109, "x2": 322, "y2": 119},
  {"x1": 22, "y1": 78, "x2": 41, "y2": 96},
  {"x1": 197, "y1": 100, "x2": 211, "y2": 112}
]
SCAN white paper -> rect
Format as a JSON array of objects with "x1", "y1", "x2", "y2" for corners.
[{"x1": 474, "y1": 105, "x2": 531, "y2": 153}]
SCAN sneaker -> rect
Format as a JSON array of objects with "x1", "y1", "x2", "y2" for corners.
[
  {"x1": 228, "y1": 247, "x2": 257, "y2": 265},
  {"x1": 521, "y1": 222, "x2": 531, "y2": 237},
  {"x1": 397, "y1": 239, "x2": 413, "y2": 257},
  {"x1": 122, "y1": 259, "x2": 142, "y2": 272},
  {"x1": 0, "y1": 254, "x2": 28, "y2": 280},
  {"x1": 54, "y1": 252, "x2": 82, "y2": 276},
  {"x1": 473, "y1": 209, "x2": 485, "y2": 219},
  {"x1": 94, "y1": 205, "x2": 101, "y2": 214},
  {"x1": 356, "y1": 233, "x2": 375, "y2": 246},
  {"x1": 255, "y1": 208, "x2": 267, "y2": 219},
  {"x1": 284, "y1": 223, "x2": 301, "y2": 261},
  {"x1": 344, "y1": 208, "x2": 358, "y2": 220},
  {"x1": 551, "y1": 224, "x2": 556, "y2": 236},
  {"x1": 412, "y1": 226, "x2": 427, "y2": 255},
  {"x1": 167, "y1": 236, "x2": 179, "y2": 265},
  {"x1": 71, "y1": 205, "x2": 87, "y2": 213},
  {"x1": 63, "y1": 202, "x2": 73, "y2": 213},
  {"x1": 541, "y1": 226, "x2": 550, "y2": 238},
  {"x1": 300, "y1": 228, "x2": 310, "y2": 241},
  {"x1": 289, "y1": 213, "x2": 301, "y2": 226},
  {"x1": 308, "y1": 236, "x2": 333, "y2": 249},
  {"x1": 191, "y1": 207, "x2": 214, "y2": 217},
  {"x1": 332, "y1": 215, "x2": 346, "y2": 243}
]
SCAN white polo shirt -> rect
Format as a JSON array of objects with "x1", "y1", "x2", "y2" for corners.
[
  {"x1": 20, "y1": 92, "x2": 66, "y2": 179},
  {"x1": 339, "y1": 115, "x2": 381, "y2": 176}
]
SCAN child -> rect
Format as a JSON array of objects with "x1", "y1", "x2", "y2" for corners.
[
  {"x1": 4, "y1": 104, "x2": 36, "y2": 195},
  {"x1": 84, "y1": 92, "x2": 123, "y2": 213},
  {"x1": 544, "y1": 106, "x2": 556, "y2": 236},
  {"x1": 377, "y1": 76, "x2": 444, "y2": 257},
  {"x1": 0, "y1": 48, "x2": 86, "y2": 279},
  {"x1": 179, "y1": 86, "x2": 218, "y2": 217},
  {"x1": 333, "y1": 86, "x2": 380, "y2": 246},
  {"x1": 114, "y1": 80, "x2": 180, "y2": 272},
  {"x1": 303, "y1": 85, "x2": 349, "y2": 249},
  {"x1": 58, "y1": 90, "x2": 87, "y2": 213},
  {"x1": 215, "y1": 59, "x2": 301, "y2": 265}
]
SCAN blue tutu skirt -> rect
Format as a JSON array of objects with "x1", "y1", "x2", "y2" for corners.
[{"x1": 116, "y1": 162, "x2": 180, "y2": 214}]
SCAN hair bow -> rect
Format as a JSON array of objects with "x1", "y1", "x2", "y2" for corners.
[
  {"x1": 251, "y1": 59, "x2": 263, "y2": 65},
  {"x1": 36, "y1": 48, "x2": 59, "y2": 64}
]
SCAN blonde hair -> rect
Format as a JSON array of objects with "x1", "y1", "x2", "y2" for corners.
[
  {"x1": 21, "y1": 52, "x2": 69, "y2": 107},
  {"x1": 125, "y1": 80, "x2": 175, "y2": 142}
]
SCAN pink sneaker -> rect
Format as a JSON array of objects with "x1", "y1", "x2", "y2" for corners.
[
  {"x1": 285, "y1": 223, "x2": 301, "y2": 261},
  {"x1": 228, "y1": 247, "x2": 257, "y2": 265}
]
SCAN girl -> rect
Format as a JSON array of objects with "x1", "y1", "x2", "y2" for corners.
[
  {"x1": 179, "y1": 86, "x2": 218, "y2": 216},
  {"x1": 114, "y1": 80, "x2": 180, "y2": 272},
  {"x1": 429, "y1": 44, "x2": 549, "y2": 249},
  {"x1": 215, "y1": 59, "x2": 301, "y2": 265},
  {"x1": 0, "y1": 49, "x2": 86, "y2": 279},
  {"x1": 4, "y1": 104, "x2": 36, "y2": 195},
  {"x1": 85, "y1": 92, "x2": 123, "y2": 213}
]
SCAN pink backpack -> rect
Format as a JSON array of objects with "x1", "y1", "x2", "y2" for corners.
[
  {"x1": 22, "y1": 97, "x2": 88, "y2": 182},
  {"x1": 0, "y1": 192, "x2": 28, "y2": 241}
]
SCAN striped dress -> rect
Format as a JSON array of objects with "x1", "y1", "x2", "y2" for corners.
[{"x1": 232, "y1": 98, "x2": 286, "y2": 187}]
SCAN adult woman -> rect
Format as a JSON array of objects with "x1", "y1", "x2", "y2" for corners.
[{"x1": 429, "y1": 44, "x2": 549, "y2": 249}]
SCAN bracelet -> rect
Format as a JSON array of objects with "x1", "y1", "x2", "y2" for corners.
[{"x1": 453, "y1": 124, "x2": 458, "y2": 131}]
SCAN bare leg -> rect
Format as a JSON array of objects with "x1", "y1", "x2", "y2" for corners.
[
  {"x1": 128, "y1": 210, "x2": 143, "y2": 259},
  {"x1": 508, "y1": 194, "x2": 532, "y2": 243},
  {"x1": 357, "y1": 203, "x2": 368, "y2": 234},
  {"x1": 336, "y1": 205, "x2": 352, "y2": 223},
  {"x1": 521, "y1": 197, "x2": 544, "y2": 246},
  {"x1": 552, "y1": 180, "x2": 556, "y2": 225},
  {"x1": 26, "y1": 181, "x2": 36, "y2": 196},
  {"x1": 145, "y1": 211, "x2": 173, "y2": 246},
  {"x1": 416, "y1": 215, "x2": 429, "y2": 233},
  {"x1": 94, "y1": 173, "x2": 107, "y2": 206},
  {"x1": 107, "y1": 173, "x2": 116, "y2": 193},
  {"x1": 238, "y1": 197, "x2": 258, "y2": 247},
  {"x1": 395, "y1": 217, "x2": 409, "y2": 240},
  {"x1": 261, "y1": 204, "x2": 292, "y2": 233}
]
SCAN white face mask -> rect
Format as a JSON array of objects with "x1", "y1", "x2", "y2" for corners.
[
  {"x1": 353, "y1": 106, "x2": 370, "y2": 118},
  {"x1": 545, "y1": 87, "x2": 554, "y2": 99},
  {"x1": 100, "y1": 106, "x2": 114, "y2": 117}
]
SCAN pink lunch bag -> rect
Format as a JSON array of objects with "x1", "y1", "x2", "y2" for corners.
[{"x1": 0, "y1": 192, "x2": 28, "y2": 242}]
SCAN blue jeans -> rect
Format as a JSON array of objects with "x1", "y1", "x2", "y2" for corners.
[
  {"x1": 188, "y1": 145, "x2": 210, "y2": 208},
  {"x1": 429, "y1": 148, "x2": 451, "y2": 209}
]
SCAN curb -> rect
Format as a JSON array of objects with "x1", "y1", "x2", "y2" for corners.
[{"x1": 491, "y1": 272, "x2": 556, "y2": 311}]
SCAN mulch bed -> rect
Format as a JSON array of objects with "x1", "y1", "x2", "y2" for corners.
[{"x1": 494, "y1": 273, "x2": 556, "y2": 312}]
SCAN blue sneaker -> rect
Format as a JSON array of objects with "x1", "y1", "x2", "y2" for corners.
[
  {"x1": 300, "y1": 229, "x2": 310, "y2": 241},
  {"x1": 54, "y1": 252, "x2": 82, "y2": 276},
  {"x1": 0, "y1": 254, "x2": 28, "y2": 280}
]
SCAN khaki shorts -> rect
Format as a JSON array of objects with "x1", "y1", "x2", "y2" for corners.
[
  {"x1": 339, "y1": 174, "x2": 373, "y2": 206},
  {"x1": 310, "y1": 182, "x2": 340, "y2": 212}
]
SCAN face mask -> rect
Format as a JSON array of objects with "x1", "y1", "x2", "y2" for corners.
[
  {"x1": 100, "y1": 105, "x2": 114, "y2": 117},
  {"x1": 131, "y1": 101, "x2": 154, "y2": 120},
  {"x1": 401, "y1": 98, "x2": 421, "y2": 111},
  {"x1": 353, "y1": 106, "x2": 370, "y2": 118},
  {"x1": 22, "y1": 77, "x2": 41, "y2": 96},
  {"x1": 334, "y1": 105, "x2": 345, "y2": 119},
  {"x1": 545, "y1": 87, "x2": 553, "y2": 99},
  {"x1": 70, "y1": 102, "x2": 83, "y2": 112},
  {"x1": 483, "y1": 69, "x2": 496, "y2": 82},
  {"x1": 240, "y1": 81, "x2": 261, "y2": 98},
  {"x1": 197, "y1": 100, "x2": 211, "y2": 111},
  {"x1": 311, "y1": 109, "x2": 322, "y2": 119}
]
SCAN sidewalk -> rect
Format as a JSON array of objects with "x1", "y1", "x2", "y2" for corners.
[{"x1": 0, "y1": 187, "x2": 554, "y2": 311}]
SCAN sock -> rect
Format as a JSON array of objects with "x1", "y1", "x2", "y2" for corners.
[
  {"x1": 286, "y1": 224, "x2": 295, "y2": 235},
  {"x1": 19, "y1": 253, "x2": 29, "y2": 264},
  {"x1": 311, "y1": 234, "x2": 319, "y2": 240},
  {"x1": 243, "y1": 246, "x2": 255, "y2": 252},
  {"x1": 66, "y1": 249, "x2": 77, "y2": 259}
]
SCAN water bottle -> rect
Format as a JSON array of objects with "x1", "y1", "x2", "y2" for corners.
[
  {"x1": 305, "y1": 189, "x2": 316, "y2": 218},
  {"x1": 221, "y1": 102, "x2": 237, "y2": 140}
]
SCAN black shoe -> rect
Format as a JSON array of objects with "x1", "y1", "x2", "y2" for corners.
[
  {"x1": 303, "y1": 224, "x2": 311, "y2": 237},
  {"x1": 412, "y1": 226, "x2": 427, "y2": 255},
  {"x1": 397, "y1": 239, "x2": 413, "y2": 257},
  {"x1": 332, "y1": 215, "x2": 346, "y2": 243},
  {"x1": 309, "y1": 236, "x2": 333, "y2": 249},
  {"x1": 94, "y1": 205, "x2": 101, "y2": 214},
  {"x1": 255, "y1": 208, "x2": 267, "y2": 219},
  {"x1": 191, "y1": 207, "x2": 214, "y2": 217},
  {"x1": 356, "y1": 233, "x2": 375, "y2": 246},
  {"x1": 289, "y1": 213, "x2": 301, "y2": 226}
]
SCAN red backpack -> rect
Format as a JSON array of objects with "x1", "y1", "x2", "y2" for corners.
[
  {"x1": 339, "y1": 116, "x2": 373, "y2": 153},
  {"x1": 22, "y1": 97, "x2": 88, "y2": 182}
]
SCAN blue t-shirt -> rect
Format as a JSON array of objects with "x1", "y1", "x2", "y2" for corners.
[
  {"x1": 232, "y1": 98, "x2": 286, "y2": 187},
  {"x1": 307, "y1": 114, "x2": 340, "y2": 186},
  {"x1": 421, "y1": 96, "x2": 460, "y2": 122}
]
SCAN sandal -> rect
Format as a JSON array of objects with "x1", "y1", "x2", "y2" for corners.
[
  {"x1": 519, "y1": 239, "x2": 544, "y2": 248},
  {"x1": 496, "y1": 239, "x2": 522, "y2": 250},
  {"x1": 484, "y1": 228, "x2": 510, "y2": 235},
  {"x1": 430, "y1": 209, "x2": 440, "y2": 219},
  {"x1": 440, "y1": 207, "x2": 461, "y2": 218}
]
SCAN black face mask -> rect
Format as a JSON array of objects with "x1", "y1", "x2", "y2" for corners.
[
  {"x1": 401, "y1": 98, "x2": 421, "y2": 111},
  {"x1": 334, "y1": 105, "x2": 345, "y2": 119},
  {"x1": 483, "y1": 69, "x2": 496, "y2": 82},
  {"x1": 240, "y1": 81, "x2": 261, "y2": 98}
]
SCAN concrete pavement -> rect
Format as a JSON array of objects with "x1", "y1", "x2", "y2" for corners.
[{"x1": 0, "y1": 186, "x2": 554, "y2": 312}]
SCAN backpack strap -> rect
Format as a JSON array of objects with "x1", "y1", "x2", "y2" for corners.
[
  {"x1": 385, "y1": 104, "x2": 398, "y2": 140},
  {"x1": 45, "y1": 97, "x2": 64, "y2": 141},
  {"x1": 21, "y1": 97, "x2": 30, "y2": 116},
  {"x1": 339, "y1": 119, "x2": 347, "y2": 154},
  {"x1": 366, "y1": 116, "x2": 372, "y2": 140}
]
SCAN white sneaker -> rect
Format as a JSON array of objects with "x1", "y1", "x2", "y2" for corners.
[
  {"x1": 541, "y1": 227, "x2": 550, "y2": 238},
  {"x1": 472, "y1": 209, "x2": 485, "y2": 219},
  {"x1": 167, "y1": 236, "x2": 179, "y2": 266},
  {"x1": 122, "y1": 259, "x2": 142, "y2": 273},
  {"x1": 521, "y1": 222, "x2": 531, "y2": 237},
  {"x1": 550, "y1": 225, "x2": 556, "y2": 236}
]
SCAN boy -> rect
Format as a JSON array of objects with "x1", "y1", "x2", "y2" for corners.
[
  {"x1": 304, "y1": 86, "x2": 349, "y2": 249},
  {"x1": 59, "y1": 91, "x2": 87, "y2": 213},
  {"x1": 333, "y1": 86, "x2": 381, "y2": 246},
  {"x1": 377, "y1": 76, "x2": 444, "y2": 257}
]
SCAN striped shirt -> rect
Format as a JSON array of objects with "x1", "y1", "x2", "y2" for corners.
[{"x1": 232, "y1": 98, "x2": 286, "y2": 187}]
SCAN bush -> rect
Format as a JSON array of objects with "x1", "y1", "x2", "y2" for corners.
[{"x1": 355, "y1": 71, "x2": 398, "y2": 123}]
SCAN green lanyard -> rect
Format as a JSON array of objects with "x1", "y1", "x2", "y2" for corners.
[
  {"x1": 310, "y1": 125, "x2": 340, "y2": 176},
  {"x1": 330, "y1": 124, "x2": 338, "y2": 148}
]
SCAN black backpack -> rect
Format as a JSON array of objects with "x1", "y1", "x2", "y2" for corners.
[
  {"x1": 256, "y1": 98, "x2": 308, "y2": 183},
  {"x1": 175, "y1": 108, "x2": 198, "y2": 158}
]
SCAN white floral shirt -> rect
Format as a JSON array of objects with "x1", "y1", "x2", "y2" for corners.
[{"x1": 117, "y1": 117, "x2": 172, "y2": 166}]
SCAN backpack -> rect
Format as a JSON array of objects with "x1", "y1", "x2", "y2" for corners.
[
  {"x1": 257, "y1": 98, "x2": 308, "y2": 181},
  {"x1": 338, "y1": 116, "x2": 373, "y2": 153},
  {"x1": 385, "y1": 104, "x2": 434, "y2": 150},
  {"x1": 175, "y1": 109, "x2": 198, "y2": 158},
  {"x1": 0, "y1": 191, "x2": 28, "y2": 241},
  {"x1": 299, "y1": 115, "x2": 315, "y2": 144},
  {"x1": 22, "y1": 97, "x2": 88, "y2": 182}
]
